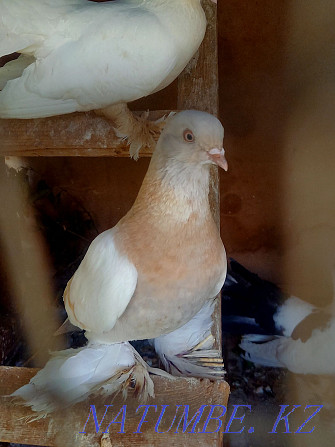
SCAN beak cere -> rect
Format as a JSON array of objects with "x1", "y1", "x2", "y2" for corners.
[{"x1": 208, "y1": 148, "x2": 228, "y2": 171}]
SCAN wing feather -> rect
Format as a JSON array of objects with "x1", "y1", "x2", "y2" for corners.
[
  {"x1": 64, "y1": 229, "x2": 138, "y2": 334},
  {"x1": 0, "y1": 0, "x2": 87, "y2": 56},
  {"x1": 0, "y1": 1, "x2": 177, "y2": 118}
]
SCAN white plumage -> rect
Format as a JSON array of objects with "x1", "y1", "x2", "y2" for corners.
[
  {"x1": 65, "y1": 229, "x2": 138, "y2": 335},
  {"x1": 240, "y1": 321, "x2": 335, "y2": 374},
  {"x1": 152, "y1": 301, "x2": 225, "y2": 378},
  {"x1": 0, "y1": 0, "x2": 208, "y2": 156},
  {"x1": 12, "y1": 343, "x2": 138, "y2": 415},
  {"x1": 13, "y1": 110, "x2": 228, "y2": 415}
]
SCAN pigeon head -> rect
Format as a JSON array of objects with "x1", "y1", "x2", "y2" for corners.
[{"x1": 155, "y1": 110, "x2": 228, "y2": 171}]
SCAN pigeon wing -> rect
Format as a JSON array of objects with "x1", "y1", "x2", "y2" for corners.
[
  {"x1": 64, "y1": 228, "x2": 138, "y2": 334},
  {"x1": 0, "y1": 2, "x2": 177, "y2": 117}
]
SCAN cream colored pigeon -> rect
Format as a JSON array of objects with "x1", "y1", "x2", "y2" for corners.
[
  {"x1": 12, "y1": 110, "x2": 228, "y2": 416},
  {"x1": 0, "y1": 0, "x2": 212, "y2": 157}
]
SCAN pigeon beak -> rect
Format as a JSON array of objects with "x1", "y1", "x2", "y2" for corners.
[{"x1": 207, "y1": 148, "x2": 228, "y2": 171}]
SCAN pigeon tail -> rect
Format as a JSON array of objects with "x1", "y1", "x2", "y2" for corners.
[
  {"x1": 240, "y1": 334, "x2": 285, "y2": 368},
  {"x1": 11, "y1": 341, "x2": 154, "y2": 418}
]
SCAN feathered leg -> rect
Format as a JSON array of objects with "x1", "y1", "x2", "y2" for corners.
[
  {"x1": 152, "y1": 301, "x2": 225, "y2": 379},
  {"x1": 11, "y1": 341, "x2": 155, "y2": 418},
  {"x1": 96, "y1": 102, "x2": 166, "y2": 159}
]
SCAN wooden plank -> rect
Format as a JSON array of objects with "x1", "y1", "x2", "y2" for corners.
[
  {"x1": 0, "y1": 366, "x2": 229, "y2": 447},
  {"x1": 0, "y1": 110, "x2": 169, "y2": 157},
  {"x1": 178, "y1": 0, "x2": 222, "y2": 352},
  {"x1": 178, "y1": 0, "x2": 219, "y2": 115}
]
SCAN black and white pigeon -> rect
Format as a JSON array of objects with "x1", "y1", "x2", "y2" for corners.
[{"x1": 222, "y1": 259, "x2": 335, "y2": 374}]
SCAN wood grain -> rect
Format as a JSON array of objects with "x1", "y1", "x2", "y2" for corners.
[
  {"x1": 178, "y1": 0, "x2": 222, "y2": 352},
  {"x1": 178, "y1": 0, "x2": 219, "y2": 115},
  {"x1": 0, "y1": 111, "x2": 169, "y2": 157},
  {"x1": 0, "y1": 366, "x2": 229, "y2": 447}
]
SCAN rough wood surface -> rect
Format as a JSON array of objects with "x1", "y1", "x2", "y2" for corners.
[
  {"x1": 177, "y1": 0, "x2": 222, "y2": 351},
  {"x1": 0, "y1": 111, "x2": 169, "y2": 157},
  {"x1": 178, "y1": 0, "x2": 219, "y2": 115},
  {"x1": 0, "y1": 367, "x2": 229, "y2": 447}
]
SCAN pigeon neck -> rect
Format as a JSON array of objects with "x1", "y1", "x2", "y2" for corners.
[
  {"x1": 159, "y1": 159, "x2": 210, "y2": 201},
  {"x1": 135, "y1": 158, "x2": 211, "y2": 222}
]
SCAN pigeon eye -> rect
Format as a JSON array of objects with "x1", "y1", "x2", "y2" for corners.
[{"x1": 183, "y1": 129, "x2": 195, "y2": 143}]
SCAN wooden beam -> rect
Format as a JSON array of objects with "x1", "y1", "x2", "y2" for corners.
[
  {"x1": 0, "y1": 111, "x2": 169, "y2": 157},
  {"x1": 178, "y1": 0, "x2": 219, "y2": 115},
  {"x1": 177, "y1": 0, "x2": 222, "y2": 350},
  {"x1": 0, "y1": 366, "x2": 229, "y2": 447}
]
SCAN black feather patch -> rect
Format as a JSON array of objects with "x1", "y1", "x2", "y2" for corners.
[{"x1": 222, "y1": 259, "x2": 285, "y2": 334}]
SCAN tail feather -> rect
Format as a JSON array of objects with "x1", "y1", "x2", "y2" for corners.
[
  {"x1": 54, "y1": 318, "x2": 79, "y2": 336},
  {"x1": 11, "y1": 342, "x2": 140, "y2": 416},
  {"x1": 240, "y1": 334, "x2": 284, "y2": 368},
  {"x1": 222, "y1": 315, "x2": 269, "y2": 335}
]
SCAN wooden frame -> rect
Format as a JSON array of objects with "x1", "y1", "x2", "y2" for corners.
[
  {"x1": 0, "y1": 367, "x2": 229, "y2": 446},
  {"x1": 0, "y1": 1, "x2": 229, "y2": 445}
]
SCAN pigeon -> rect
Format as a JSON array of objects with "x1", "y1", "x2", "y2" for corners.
[
  {"x1": 222, "y1": 259, "x2": 335, "y2": 374},
  {"x1": 0, "y1": 0, "x2": 211, "y2": 158},
  {"x1": 12, "y1": 110, "x2": 228, "y2": 415}
]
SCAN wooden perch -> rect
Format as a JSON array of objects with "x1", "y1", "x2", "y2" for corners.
[
  {"x1": 0, "y1": 366, "x2": 229, "y2": 447},
  {"x1": 0, "y1": 111, "x2": 169, "y2": 157}
]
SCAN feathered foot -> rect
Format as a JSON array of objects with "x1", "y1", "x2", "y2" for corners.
[
  {"x1": 101, "y1": 344, "x2": 155, "y2": 403},
  {"x1": 101, "y1": 433, "x2": 112, "y2": 447},
  {"x1": 96, "y1": 102, "x2": 167, "y2": 159},
  {"x1": 10, "y1": 342, "x2": 156, "y2": 419},
  {"x1": 152, "y1": 301, "x2": 226, "y2": 379},
  {"x1": 172, "y1": 334, "x2": 225, "y2": 379}
]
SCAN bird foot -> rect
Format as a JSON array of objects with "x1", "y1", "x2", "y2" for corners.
[
  {"x1": 180, "y1": 350, "x2": 225, "y2": 376},
  {"x1": 101, "y1": 348, "x2": 155, "y2": 402},
  {"x1": 118, "y1": 111, "x2": 166, "y2": 160},
  {"x1": 101, "y1": 433, "x2": 112, "y2": 447},
  {"x1": 176, "y1": 335, "x2": 226, "y2": 379},
  {"x1": 96, "y1": 103, "x2": 168, "y2": 159}
]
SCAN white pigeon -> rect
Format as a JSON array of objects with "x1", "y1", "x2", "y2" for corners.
[
  {"x1": 12, "y1": 110, "x2": 228, "y2": 416},
  {"x1": 0, "y1": 0, "x2": 211, "y2": 157},
  {"x1": 222, "y1": 260, "x2": 335, "y2": 375}
]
